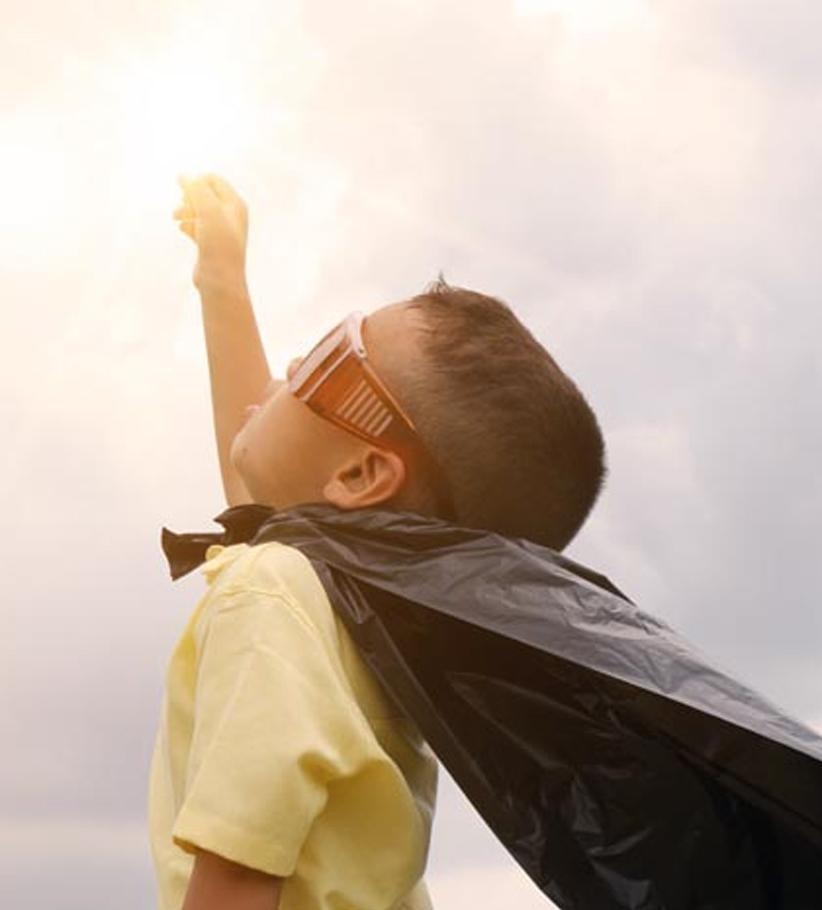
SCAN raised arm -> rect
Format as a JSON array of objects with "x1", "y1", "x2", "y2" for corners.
[{"x1": 174, "y1": 174, "x2": 271, "y2": 507}]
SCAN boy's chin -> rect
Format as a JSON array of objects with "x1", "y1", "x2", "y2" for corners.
[{"x1": 228, "y1": 432, "x2": 249, "y2": 470}]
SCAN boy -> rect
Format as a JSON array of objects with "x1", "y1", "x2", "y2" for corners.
[{"x1": 148, "y1": 174, "x2": 606, "y2": 910}]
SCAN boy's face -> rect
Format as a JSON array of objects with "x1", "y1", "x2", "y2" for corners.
[{"x1": 230, "y1": 300, "x2": 426, "y2": 512}]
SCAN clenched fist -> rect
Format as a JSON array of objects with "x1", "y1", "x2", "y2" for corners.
[{"x1": 173, "y1": 173, "x2": 249, "y2": 294}]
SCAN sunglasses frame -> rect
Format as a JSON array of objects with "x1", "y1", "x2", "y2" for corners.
[{"x1": 287, "y1": 311, "x2": 456, "y2": 520}]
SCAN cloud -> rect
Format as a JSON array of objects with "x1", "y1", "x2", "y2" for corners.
[
  {"x1": 0, "y1": 818, "x2": 153, "y2": 909},
  {"x1": 2, "y1": 0, "x2": 822, "y2": 902}
]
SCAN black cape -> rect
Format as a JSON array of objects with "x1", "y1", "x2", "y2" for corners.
[{"x1": 161, "y1": 502, "x2": 822, "y2": 910}]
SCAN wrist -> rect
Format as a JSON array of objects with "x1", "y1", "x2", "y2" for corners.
[{"x1": 195, "y1": 268, "x2": 250, "y2": 304}]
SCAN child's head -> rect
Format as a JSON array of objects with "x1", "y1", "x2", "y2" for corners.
[{"x1": 230, "y1": 278, "x2": 606, "y2": 551}]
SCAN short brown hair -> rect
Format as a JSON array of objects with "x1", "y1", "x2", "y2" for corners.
[{"x1": 400, "y1": 277, "x2": 606, "y2": 551}]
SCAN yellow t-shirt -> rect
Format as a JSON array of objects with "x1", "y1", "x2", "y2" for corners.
[{"x1": 148, "y1": 539, "x2": 438, "y2": 910}]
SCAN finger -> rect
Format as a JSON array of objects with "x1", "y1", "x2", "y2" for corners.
[
  {"x1": 203, "y1": 173, "x2": 241, "y2": 205},
  {"x1": 172, "y1": 204, "x2": 194, "y2": 220},
  {"x1": 178, "y1": 174, "x2": 219, "y2": 212},
  {"x1": 176, "y1": 174, "x2": 193, "y2": 204},
  {"x1": 178, "y1": 221, "x2": 195, "y2": 240},
  {"x1": 203, "y1": 173, "x2": 232, "y2": 200}
]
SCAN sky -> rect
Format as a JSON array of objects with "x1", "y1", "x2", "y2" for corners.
[{"x1": 2, "y1": 1, "x2": 821, "y2": 907}]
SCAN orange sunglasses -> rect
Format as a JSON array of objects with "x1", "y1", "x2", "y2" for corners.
[{"x1": 288, "y1": 311, "x2": 456, "y2": 521}]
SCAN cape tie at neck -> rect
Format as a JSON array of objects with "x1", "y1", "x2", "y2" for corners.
[{"x1": 161, "y1": 503, "x2": 278, "y2": 580}]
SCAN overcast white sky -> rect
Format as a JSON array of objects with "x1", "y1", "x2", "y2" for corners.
[{"x1": 2, "y1": 1, "x2": 821, "y2": 908}]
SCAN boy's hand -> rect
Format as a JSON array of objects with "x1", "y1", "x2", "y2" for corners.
[{"x1": 173, "y1": 173, "x2": 249, "y2": 294}]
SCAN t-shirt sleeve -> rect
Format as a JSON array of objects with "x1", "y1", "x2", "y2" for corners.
[{"x1": 171, "y1": 585, "x2": 378, "y2": 875}]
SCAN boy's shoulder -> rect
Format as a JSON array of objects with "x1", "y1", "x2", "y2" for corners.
[{"x1": 199, "y1": 539, "x2": 338, "y2": 641}]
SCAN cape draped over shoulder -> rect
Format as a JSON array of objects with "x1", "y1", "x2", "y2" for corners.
[{"x1": 162, "y1": 501, "x2": 822, "y2": 910}]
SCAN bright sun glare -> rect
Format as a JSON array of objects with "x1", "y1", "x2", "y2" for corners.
[
  {"x1": 111, "y1": 39, "x2": 264, "y2": 213},
  {"x1": 0, "y1": 28, "x2": 272, "y2": 267}
]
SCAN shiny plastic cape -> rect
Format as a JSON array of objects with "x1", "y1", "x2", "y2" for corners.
[{"x1": 162, "y1": 502, "x2": 822, "y2": 909}]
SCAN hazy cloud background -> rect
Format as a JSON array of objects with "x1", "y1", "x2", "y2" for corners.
[{"x1": 2, "y1": 1, "x2": 821, "y2": 907}]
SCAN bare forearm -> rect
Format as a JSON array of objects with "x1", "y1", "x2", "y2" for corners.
[
  {"x1": 199, "y1": 277, "x2": 271, "y2": 506},
  {"x1": 173, "y1": 174, "x2": 271, "y2": 507},
  {"x1": 182, "y1": 848, "x2": 283, "y2": 910}
]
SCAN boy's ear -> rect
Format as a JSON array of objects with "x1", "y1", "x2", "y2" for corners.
[{"x1": 322, "y1": 447, "x2": 406, "y2": 510}]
